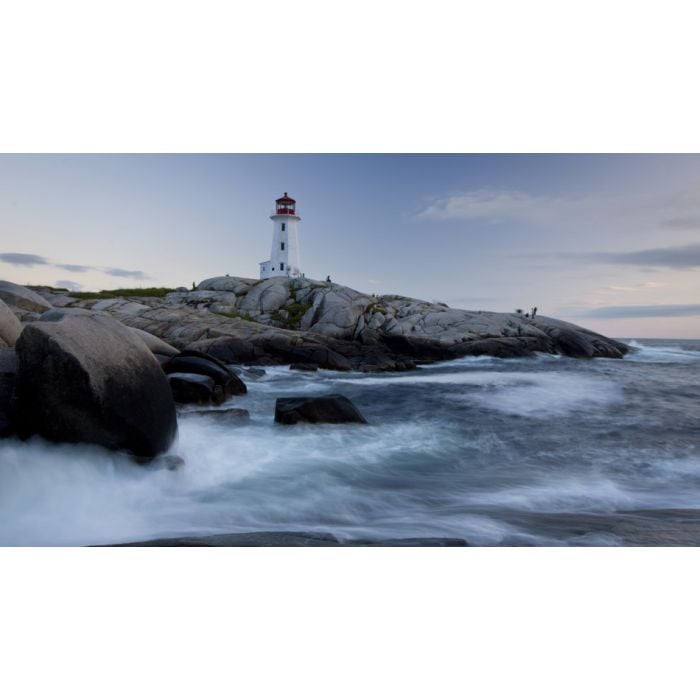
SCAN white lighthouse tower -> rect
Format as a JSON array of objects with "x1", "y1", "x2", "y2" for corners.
[{"x1": 259, "y1": 192, "x2": 302, "y2": 279}]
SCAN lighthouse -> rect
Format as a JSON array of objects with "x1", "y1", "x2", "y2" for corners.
[{"x1": 259, "y1": 192, "x2": 302, "y2": 279}]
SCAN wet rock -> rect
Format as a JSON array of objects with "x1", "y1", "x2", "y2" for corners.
[
  {"x1": 14, "y1": 314, "x2": 177, "y2": 458},
  {"x1": 0, "y1": 299, "x2": 22, "y2": 347},
  {"x1": 239, "y1": 366, "x2": 266, "y2": 380},
  {"x1": 168, "y1": 372, "x2": 219, "y2": 405},
  {"x1": 165, "y1": 351, "x2": 247, "y2": 397},
  {"x1": 275, "y1": 394, "x2": 368, "y2": 425},
  {"x1": 109, "y1": 532, "x2": 469, "y2": 546},
  {"x1": 290, "y1": 362, "x2": 319, "y2": 372}
]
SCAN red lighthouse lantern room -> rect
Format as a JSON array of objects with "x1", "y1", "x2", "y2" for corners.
[{"x1": 275, "y1": 192, "x2": 296, "y2": 216}]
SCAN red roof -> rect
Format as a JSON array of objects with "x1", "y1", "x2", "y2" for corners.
[{"x1": 276, "y1": 192, "x2": 296, "y2": 203}]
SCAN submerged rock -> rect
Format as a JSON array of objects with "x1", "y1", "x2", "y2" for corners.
[
  {"x1": 168, "y1": 372, "x2": 220, "y2": 405},
  {"x1": 14, "y1": 314, "x2": 177, "y2": 458},
  {"x1": 290, "y1": 362, "x2": 319, "y2": 372},
  {"x1": 275, "y1": 394, "x2": 368, "y2": 425},
  {"x1": 184, "y1": 407, "x2": 251, "y2": 422}
]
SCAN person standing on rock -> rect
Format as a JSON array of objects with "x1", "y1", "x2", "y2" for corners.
[{"x1": 532, "y1": 306, "x2": 538, "y2": 319}]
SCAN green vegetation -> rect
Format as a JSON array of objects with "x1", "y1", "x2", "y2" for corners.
[
  {"x1": 271, "y1": 301, "x2": 313, "y2": 329},
  {"x1": 212, "y1": 309, "x2": 257, "y2": 323},
  {"x1": 365, "y1": 302, "x2": 387, "y2": 316},
  {"x1": 68, "y1": 287, "x2": 176, "y2": 300}
]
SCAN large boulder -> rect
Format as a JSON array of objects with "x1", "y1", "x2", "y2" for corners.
[
  {"x1": 0, "y1": 280, "x2": 52, "y2": 313},
  {"x1": 275, "y1": 395, "x2": 368, "y2": 425},
  {"x1": 129, "y1": 327, "x2": 179, "y2": 359},
  {"x1": 14, "y1": 314, "x2": 177, "y2": 458},
  {"x1": 0, "y1": 299, "x2": 22, "y2": 346},
  {"x1": 0, "y1": 348, "x2": 17, "y2": 436}
]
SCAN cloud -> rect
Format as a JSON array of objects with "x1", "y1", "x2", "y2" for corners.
[
  {"x1": 102, "y1": 267, "x2": 150, "y2": 280},
  {"x1": 54, "y1": 280, "x2": 84, "y2": 291},
  {"x1": 0, "y1": 252, "x2": 49, "y2": 266},
  {"x1": 579, "y1": 243, "x2": 700, "y2": 269},
  {"x1": 662, "y1": 215, "x2": 700, "y2": 229},
  {"x1": 416, "y1": 189, "x2": 579, "y2": 223},
  {"x1": 604, "y1": 281, "x2": 668, "y2": 292},
  {"x1": 0, "y1": 251, "x2": 149, "y2": 279},
  {"x1": 57, "y1": 264, "x2": 92, "y2": 273},
  {"x1": 581, "y1": 304, "x2": 700, "y2": 319}
]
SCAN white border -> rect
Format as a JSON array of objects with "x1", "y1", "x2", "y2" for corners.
[{"x1": 2, "y1": 1, "x2": 700, "y2": 698}]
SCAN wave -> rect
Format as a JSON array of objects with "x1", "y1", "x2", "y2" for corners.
[
  {"x1": 625, "y1": 340, "x2": 700, "y2": 364},
  {"x1": 337, "y1": 370, "x2": 624, "y2": 417}
]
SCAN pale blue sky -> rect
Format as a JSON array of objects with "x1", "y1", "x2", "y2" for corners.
[{"x1": 1, "y1": 154, "x2": 699, "y2": 337}]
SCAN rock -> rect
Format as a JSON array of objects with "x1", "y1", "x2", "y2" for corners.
[
  {"x1": 14, "y1": 314, "x2": 177, "y2": 458},
  {"x1": 63, "y1": 276, "x2": 628, "y2": 371},
  {"x1": 275, "y1": 395, "x2": 368, "y2": 425},
  {"x1": 165, "y1": 455, "x2": 185, "y2": 470},
  {"x1": 290, "y1": 362, "x2": 319, "y2": 372},
  {"x1": 0, "y1": 348, "x2": 18, "y2": 436},
  {"x1": 165, "y1": 351, "x2": 247, "y2": 397},
  {"x1": 39, "y1": 307, "x2": 95, "y2": 321},
  {"x1": 0, "y1": 280, "x2": 52, "y2": 314},
  {"x1": 185, "y1": 336, "x2": 258, "y2": 364},
  {"x1": 109, "y1": 532, "x2": 469, "y2": 546},
  {"x1": 130, "y1": 327, "x2": 179, "y2": 358},
  {"x1": 0, "y1": 299, "x2": 22, "y2": 346},
  {"x1": 167, "y1": 372, "x2": 219, "y2": 405},
  {"x1": 224, "y1": 364, "x2": 267, "y2": 380}
]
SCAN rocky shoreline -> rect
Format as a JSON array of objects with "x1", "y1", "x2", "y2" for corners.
[
  {"x1": 0, "y1": 274, "x2": 631, "y2": 486},
  {"x1": 35, "y1": 275, "x2": 629, "y2": 373}
]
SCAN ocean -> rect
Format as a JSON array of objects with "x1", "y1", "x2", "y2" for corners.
[{"x1": 1, "y1": 339, "x2": 699, "y2": 546}]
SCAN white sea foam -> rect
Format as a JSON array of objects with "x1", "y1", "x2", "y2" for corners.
[
  {"x1": 625, "y1": 340, "x2": 700, "y2": 364},
  {"x1": 337, "y1": 370, "x2": 624, "y2": 417},
  {"x1": 0, "y1": 344, "x2": 697, "y2": 546}
]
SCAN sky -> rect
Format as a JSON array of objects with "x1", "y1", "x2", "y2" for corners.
[{"x1": 0, "y1": 153, "x2": 699, "y2": 338}]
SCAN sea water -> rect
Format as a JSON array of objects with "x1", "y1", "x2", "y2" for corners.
[{"x1": 1, "y1": 339, "x2": 699, "y2": 546}]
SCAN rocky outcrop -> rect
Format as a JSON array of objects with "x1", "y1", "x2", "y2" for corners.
[
  {"x1": 14, "y1": 314, "x2": 177, "y2": 458},
  {"x1": 0, "y1": 280, "x2": 52, "y2": 319},
  {"x1": 275, "y1": 395, "x2": 368, "y2": 425},
  {"x1": 0, "y1": 299, "x2": 22, "y2": 347},
  {"x1": 34, "y1": 275, "x2": 629, "y2": 370}
]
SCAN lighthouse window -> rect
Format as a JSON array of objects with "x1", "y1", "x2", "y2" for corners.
[
  {"x1": 281, "y1": 223, "x2": 286, "y2": 232},
  {"x1": 281, "y1": 242, "x2": 285, "y2": 251},
  {"x1": 280, "y1": 263, "x2": 285, "y2": 271}
]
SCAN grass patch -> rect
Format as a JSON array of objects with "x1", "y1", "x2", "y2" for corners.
[
  {"x1": 68, "y1": 287, "x2": 176, "y2": 300},
  {"x1": 272, "y1": 301, "x2": 313, "y2": 329},
  {"x1": 212, "y1": 310, "x2": 256, "y2": 323}
]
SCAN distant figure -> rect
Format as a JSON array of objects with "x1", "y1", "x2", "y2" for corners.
[
  {"x1": 191, "y1": 281, "x2": 196, "y2": 291},
  {"x1": 326, "y1": 275, "x2": 331, "y2": 283},
  {"x1": 532, "y1": 306, "x2": 538, "y2": 319}
]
